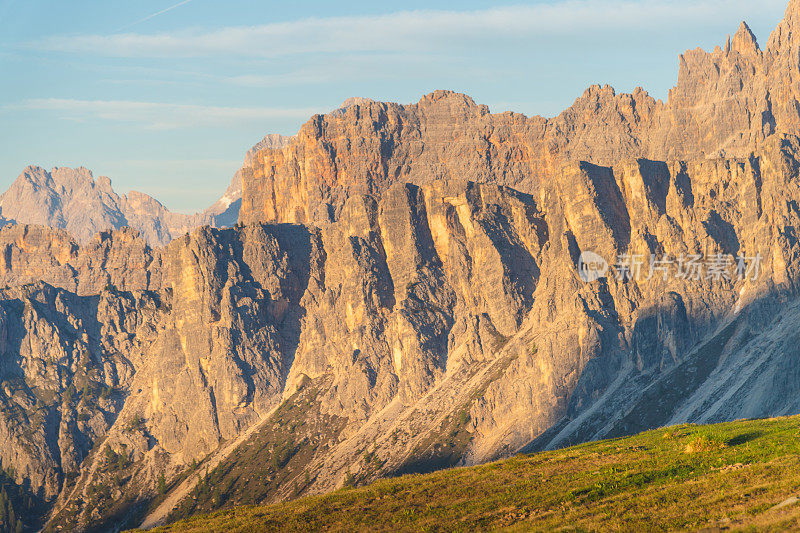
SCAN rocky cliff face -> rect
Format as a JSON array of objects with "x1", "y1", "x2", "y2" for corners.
[
  {"x1": 7, "y1": 2, "x2": 800, "y2": 531},
  {"x1": 202, "y1": 134, "x2": 294, "y2": 228},
  {"x1": 3, "y1": 137, "x2": 799, "y2": 530},
  {"x1": 0, "y1": 135, "x2": 292, "y2": 248}
]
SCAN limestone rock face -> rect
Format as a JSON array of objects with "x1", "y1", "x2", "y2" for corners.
[
  {"x1": 4, "y1": 132, "x2": 800, "y2": 529},
  {"x1": 203, "y1": 134, "x2": 294, "y2": 228},
  {"x1": 0, "y1": 225, "x2": 160, "y2": 295}
]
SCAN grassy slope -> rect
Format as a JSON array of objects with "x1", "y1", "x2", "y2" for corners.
[{"x1": 141, "y1": 415, "x2": 800, "y2": 532}]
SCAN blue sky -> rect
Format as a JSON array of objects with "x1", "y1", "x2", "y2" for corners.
[{"x1": 0, "y1": 0, "x2": 790, "y2": 213}]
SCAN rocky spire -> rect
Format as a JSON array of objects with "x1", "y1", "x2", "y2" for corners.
[{"x1": 731, "y1": 21, "x2": 760, "y2": 55}]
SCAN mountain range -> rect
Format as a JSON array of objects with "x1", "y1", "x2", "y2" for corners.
[{"x1": 4, "y1": 1, "x2": 800, "y2": 531}]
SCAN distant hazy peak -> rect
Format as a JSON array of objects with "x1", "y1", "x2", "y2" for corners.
[
  {"x1": 339, "y1": 97, "x2": 377, "y2": 109},
  {"x1": 249, "y1": 133, "x2": 293, "y2": 154},
  {"x1": 1, "y1": 132, "x2": 293, "y2": 246}
]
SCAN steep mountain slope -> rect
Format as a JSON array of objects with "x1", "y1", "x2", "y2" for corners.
[
  {"x1": 4, "y1": 2, "x2": 800, "y2": 531},
  {"x1": 0, "y1": 134, "x2": 291, "y2": 247}
]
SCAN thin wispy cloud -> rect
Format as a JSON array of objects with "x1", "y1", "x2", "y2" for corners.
[
  {"x1": 225, "y1": 52, "x2": 469, "y2": 88},
  {"x1": 38, "y1": 0, "x2": 787, "y2": 58},
  {"x1": 9, "y1": 99, "x2": 323, "y2": 130},
  {"x1": 118, "y1": 0, "x2": 195, "y2": 32}
]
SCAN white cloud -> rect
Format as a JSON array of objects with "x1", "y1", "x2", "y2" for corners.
[
  {"x1": 10, "y1": 98, "x2": 323, "y2": 130},
  {"x1": 37, "y1": 0, "x2": 787, "y2": 58}
]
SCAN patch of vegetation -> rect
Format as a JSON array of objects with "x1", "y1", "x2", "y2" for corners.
[
  {"x1": 684, "y1": 433, "x2": 727, "y2": 454},
  {"x1": 125, "y1": 414, "x2": 147, "y2": 433},
  {"x1": 79, "y1": 379, "x2": 112, "y2": 403},
  {"x1": 62, "y1": 384, "x2": 77, "y2": 405},
  {"x1": 165, "y1": 377, "x2": 346, "y2": 523},
  {"x1": 136, "y1": 415, "x2": 800, "y2": 532},
  {"x1": 104, "y1": 445, "x2": 132, "y2": 472},
  {"x1": 120, "y1": 459, "x2": 204, "y2": 533},
  {"x1": 394, "y1": 405, "x2": 474, "y2": 477},
  {"x1": 45, "y1": 436, "x2": 156, "y2": 533},
  {"x1": 0, "y1": 467, "x2": 42, "y2": 533}
]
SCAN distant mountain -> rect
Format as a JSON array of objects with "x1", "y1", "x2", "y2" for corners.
[
  {"x1": 0, "y1": 166, "x2": 205, "y2": 247},
  {"x1": 0, "y1": 133, "x2": 292, "y2": 247}
]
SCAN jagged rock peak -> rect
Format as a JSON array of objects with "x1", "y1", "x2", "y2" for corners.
[
  {"x1": 96, "y1": 174, "x2": 113, "y2": 192},
  {"x1": 54, "y1": 165, "x2": 93, "y2": 177},
  {"x1": 731, "y1": 21, "x2": 760, "y2": 55},
  {"x1": 19, "y1": 165, "x2": 51, "y2": 185},
  {"x1": 583, "y1": 84, "x2": 615, "y2": 97},
  {"x1": 18, "y1": 165, "x2": 113, "y2": 194},
  {"x1": 248, "y1": 133, "x2": 292, "y2": 155}
]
